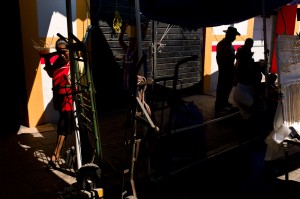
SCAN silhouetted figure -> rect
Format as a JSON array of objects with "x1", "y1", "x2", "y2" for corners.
[
  {"x1": 233, "y1": 38, "x2": 267, "y2": 139},
  {"x1": 215, "y1": 26, "x2": 240, "y2": 117}
]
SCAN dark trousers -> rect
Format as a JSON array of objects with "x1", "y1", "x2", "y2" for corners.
[{"x1": 215, "y1": 74, "x2": 234, "y2": 113}]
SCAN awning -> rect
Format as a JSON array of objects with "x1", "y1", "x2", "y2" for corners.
[{"x1": 139, "y1": 0, "x2": 294, "y2": 28}]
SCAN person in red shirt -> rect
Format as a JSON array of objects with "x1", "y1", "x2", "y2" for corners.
[{"x1": 42, "y1": 38, "x2": 74, "y2": 169}]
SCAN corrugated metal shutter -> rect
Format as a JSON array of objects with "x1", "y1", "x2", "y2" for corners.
[{"x1": 90, "y1": 0, "x2": 204, "y2": 113}]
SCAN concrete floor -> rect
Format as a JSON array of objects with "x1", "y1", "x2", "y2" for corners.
[{"x1": 1, "y1": 93, "x2": 300, "y2": 199}]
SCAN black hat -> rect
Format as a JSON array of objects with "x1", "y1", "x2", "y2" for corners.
[{"x1": 223, "y1": 26, "x2": 241, "y2": 36}]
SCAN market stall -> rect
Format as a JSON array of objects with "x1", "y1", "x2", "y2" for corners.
[{"x1": 264, "y1": 34, "x2": 300, "y2": 180}]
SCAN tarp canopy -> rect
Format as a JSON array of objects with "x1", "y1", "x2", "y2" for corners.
[{"x1": 139, "y1": 0, "x2": 295, "y2": 28}]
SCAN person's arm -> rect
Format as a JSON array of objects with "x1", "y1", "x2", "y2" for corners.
[
  {"x1": 41, "y1": 52, "x2": 58, "y2": 78},
  {"x1": 118, "y1": 23, "x2": 127, "y2": 52}
]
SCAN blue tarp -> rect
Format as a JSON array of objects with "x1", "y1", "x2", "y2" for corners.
[{"x1": 139, "y1": 0, "x2": 295, "y2": 28}]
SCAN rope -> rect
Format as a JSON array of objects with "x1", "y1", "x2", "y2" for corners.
[{"x1": 157, "y1": 24, "x2": 173, "y2": 52}]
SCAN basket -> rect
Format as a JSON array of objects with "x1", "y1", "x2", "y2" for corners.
[{"x1": 38, "y1": 47, "x2": 50, "y2": 55}]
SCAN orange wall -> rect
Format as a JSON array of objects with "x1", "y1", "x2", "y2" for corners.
[
  {"x1": 19, "y1": 0, "x2": 90, "y2": 127},
  {"x1": 19, "y1": 0, "x2": 43, "y2": 127}
]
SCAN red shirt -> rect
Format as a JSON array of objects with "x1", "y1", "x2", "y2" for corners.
[{"x1": 52, "y1": 61, "x2": 73, "y2": 112}]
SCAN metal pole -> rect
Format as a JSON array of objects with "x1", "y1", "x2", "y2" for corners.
[
  {"x1": 134, "y1": 0, "x2": 143, "y2": 75},
  {"x1": 65, "y1": 0, "x2": 82, "y2": 169},
  {"x1": 262, "y1": 0, "x2": 269, "y2": 97}
]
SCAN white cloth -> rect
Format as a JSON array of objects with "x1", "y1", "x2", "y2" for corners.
[
  {"x1": 233, "y1": 83, "x2": 254, "y2": 119},
  {"x1": 264, "y1": 101, "x2": 300, "y2": 161}
]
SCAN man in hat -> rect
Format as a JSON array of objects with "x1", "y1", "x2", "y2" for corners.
[{"x1": 215, "y1": 26, "x2": 240, "y2": 117}]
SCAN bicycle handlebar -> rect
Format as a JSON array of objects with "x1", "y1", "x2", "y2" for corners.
[
  {"x1": 57, "y1": 33, "x2": 68, "y2": 43},
  {"x1": 57, "y1": 32, "x2": 85, "y2": 51}
]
